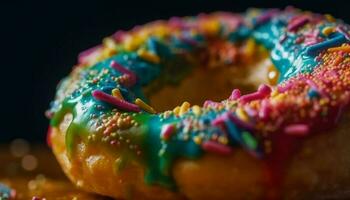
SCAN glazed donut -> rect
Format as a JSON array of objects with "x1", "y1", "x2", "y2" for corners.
[{"x1": 47, "y1": 7, "x2": 350, "y2": 200}]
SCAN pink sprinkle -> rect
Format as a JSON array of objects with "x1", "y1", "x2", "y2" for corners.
[
  {"x1": 111, "y1": 60, "x2": 137, "y2": 87},
  {"x1": 212, "y1": 112, "x2": 254, "y2": 132},
  {"x1": 10, "y1": 189, "x2": 16, "y2": 199},
  {"x1": 244, "y1": 105, "x2": 258, "y2": 117},
  {"x1": 203, "y1": 100, "x2": 220, "y2": 108},
  {"x1": 284, "y1": 124, "x2": 310, "y2": 136},
  {"x1": 256, "y1": 9, "x2": 279, "y2": 25},
  {"x1": 78, "y1": 45, "x2": 102, "y2": 64},
  {"x1": 259, "y1": 100, "x2": 271, "y2": 121},
  {"x1": 110, "y1": 61, "x2": 137, "y2": 87},
  {"x1": 112, "y1": 30, "x2": 126, "y2": 42},
  {"x1": 240, "y1": 84, "x2": 271, "y2": 104},
  {"x1": 110, "y1": 140, "x2": 117, "y2": 145},
  {"x1": 161, "y1": 124, "x2": 176, "y2": 140},
  {"x1": 287, "y1": 15, "x2": 309, "y2": 32},
  {"x1": 202, "y1": 141, "x2": 232, "y2": 155},
  {"x1": 45, "y1": 110, "x2": 54, "y2": 119},
  {"x1": 336, "y1": 26, "x2": 350, "y2": 40},
  {"x1": 229, "y1": 89, "x2": 241, "y2": 100},
  {"x1": 227, "y1": 113, "x2": 254, "y2": 131},
  {"x1": 258, "y1": 84, "x2": 272, "y2": 95},
  {"x1": 239, "y1": 92, "x2": 265, "y2": 104},
  {"x1": 328, "y1": 69, "x2": 339, "y2": 78},
  {"x1": 304, "y1": 39, "x2": 319, "y2": 46},
  {"x1": 169, "y1": 17, "x2": 185, "y2": 28},
  {"x1": 92, "y1": 90, "x2": 141, "y2": 112},
  {"x1": 212, "y1": 114, "x2": 227, "y2": 126}
]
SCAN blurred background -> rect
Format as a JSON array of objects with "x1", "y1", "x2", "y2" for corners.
[{"x1": 0, "y1": 0, "x2": 349, "y2": 143}]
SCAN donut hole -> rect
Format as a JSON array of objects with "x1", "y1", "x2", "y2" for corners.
[{"x1": 144, "y1": 40, "x2": 278, "y2": 111}]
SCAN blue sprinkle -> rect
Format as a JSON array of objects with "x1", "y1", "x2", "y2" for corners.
[
  {"x1": 308, "y1": 89, "x2": 320, "y2": 99},
  {"x1": 306, "y1": 33, "x2": 348, "y2": 56},
  {"x1": 228, "y1": 25, "x2": 251, "y2": 42},
  {"x1": 201, "y1": 118, "x2": 211, "y2": 125},
  {"x1": 147, "y1": 37, "x2": 172, "y2": 58},
  {"x1": 224, "y1": 119, "x2": 242, "y2": 143}
]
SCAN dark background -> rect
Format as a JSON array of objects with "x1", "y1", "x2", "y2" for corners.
[{"x1": 0, "y1": 1, "x2": 349, "y2": 143}]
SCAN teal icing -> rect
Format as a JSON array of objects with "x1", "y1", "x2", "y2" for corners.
[{"x1": 48, "y1": 8, "x2": 350, "y2": 189}]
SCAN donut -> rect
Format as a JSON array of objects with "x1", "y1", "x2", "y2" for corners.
[{"x1": 47, "y1": 7, "x2": 350, "y2": 200}]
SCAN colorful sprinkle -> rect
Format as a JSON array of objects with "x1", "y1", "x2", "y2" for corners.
[
  {"x1": 161, "y1": 124, "x2": 176, "y2": 140},
  {"x1": 110, "y1": 61, "x2": 137, "y2": 87},
  {"x1": 201, "y1": 141, "x2": 233, "y2": 155},
  {"x1": 137, "y1": 48, "x2": 161, "y2": 64},
  {"x1": 92, "y1": 90, "x2": 141, "y2": 112},
  {"x1": 284, "y1": 124, "x2": 310, "y2": 136},
  {"x1": 179, "y1": 101, "x2": 191, "y2": 116},
  {"x1": 327, "y1": 45, "x2": 350, "y2": 53},
  {"x1": 229, "y1": 89, "x2": 241, "y2": 100},
  {"x1": 191, "y1": 105, "x2": 202, "y2": 116},
  {"x1": 322, "y1": 26, "x2": 334, "y2": 36},
  {"x1": 306, "y1": 33, "x2": 347, "y2": 56},
  {"x1": 112, "y1": 88, "x2": 124, "y2": 100},
  {"x1": 135, "y1": 98, "x2": 157, "y2": 114},
  {"x1": 242, "y1": 131, "x2": 258, "y2": 150},
  {"x1": 287, "y1": 15, "x2": 309, "y2": 32}
]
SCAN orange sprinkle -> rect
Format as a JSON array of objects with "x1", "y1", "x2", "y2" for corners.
[
  {"x1": 333, "y1": 55, "x2": 343, "y2": 65},
  {"x1": 327, "y1": 46, "x2": 350, "y2": 53}
]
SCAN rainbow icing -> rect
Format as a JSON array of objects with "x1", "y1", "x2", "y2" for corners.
[{"x1": 47, "y1": 7, "x2": 350, "y2": 190}]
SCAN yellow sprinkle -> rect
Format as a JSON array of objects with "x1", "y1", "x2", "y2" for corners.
[
  {"x1": 179, "y1": 101, "x2": 191, "y2": 116},
  {"x1": 173, "y1": 106, "x2": 180, "y2": 116},
  {"x1": 192, "y1": 105, "x2": 201, "y2": 116},
  {"x1": 324, "y1": 14, "x2": 336, "y2": 22},
  {"x1": 123, "y1": 35, "x2": 142, "y2": 51},
  {"x1": 236, "y1": 107, "x2": 249, "y2": 122},
  {"x1": 327, "y1": 46, "x2": 350, "y2": 53},
  {"x1": 322, "y1": 26, "x2": 334, "y2": 36},
  {"x1": 112, "y1": 88, "x2": 124, "y2": 100},
  {"x1": 218, "y1": 136, "x2": 228, "y2": 145},
  {"x1": 135, "y1": 98, "x2": 156, "y2": 114},
  {"x1": 98, "y1": 47, "x2": 117, "y2": 61},
  {"x1": 193, "y1": 136, "x2": 202, "y2": 144},
  {"x1": 137, "y1": 49, "x2": 160, "y2": 64},
  {"x1": 202, "y1": 20, "x2": 220, "y2": 35},
  {"x1": 319, "y1": 98, "x2": 328, "y2": 106},
  {"x1": 271, "y1": 90, "x2": 279, "y2": 97},
  {"x1": 103, "y1": 37, "x2": 117, "y2": 50},
  {"x1": 152, "y1": 25, "x2": 168, "y2": 38},
  {"x1": 274, "y1": 93, "x2": 286, "y2": 101}
]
